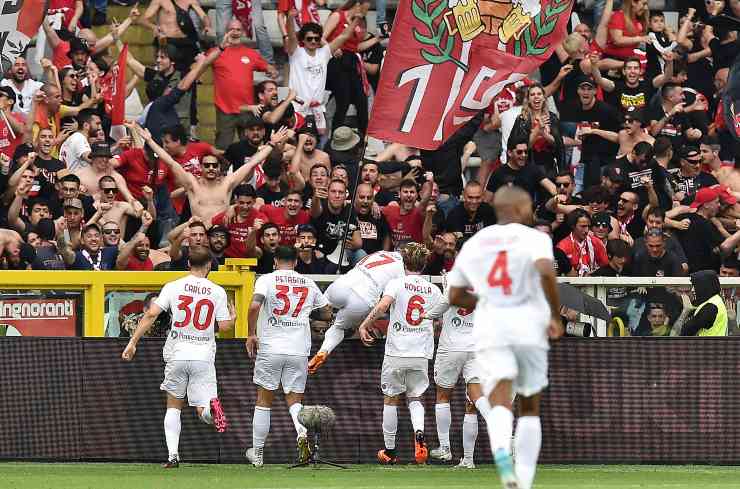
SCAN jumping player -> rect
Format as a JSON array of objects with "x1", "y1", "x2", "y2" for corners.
[
  {"x1": 121, "y1": 246, "x2": 234, "y2": 468},
  {"x1": 357, "y1": 243, "x2": 445, "y2": 465},
  {"x1": 447, "y1": 186, "x2": 563, "y2": 489},
  {"x1": 308, "y1": 249, "x2": 405, "y2": 373},
  {"x1": 245, "y1": 246, "x2": 333, "y2": 467}
]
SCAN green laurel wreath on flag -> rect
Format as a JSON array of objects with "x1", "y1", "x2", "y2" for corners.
[
  {"x1": 514, "y1": 0, "x2": 572, "y2": 56},
  {"x1": 411, "y1": 0, "x2": 468, "y2": 71}
]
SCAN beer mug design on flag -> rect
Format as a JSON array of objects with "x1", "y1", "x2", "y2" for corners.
[{"x1": 444, "y1": 0, "x2": 485, "y2": 42}]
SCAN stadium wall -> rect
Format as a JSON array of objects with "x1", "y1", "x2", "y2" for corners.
[{"x1": 1, "y1": 337, "x2": 737, "y2": 464}]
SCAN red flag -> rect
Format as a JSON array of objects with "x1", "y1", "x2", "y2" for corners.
[
  {"x1": 368, "y1": 0, "x2": 573, "y2": 150},
  {"x1": 109, "y1": 44, "x2": 128, "y2": 141}
]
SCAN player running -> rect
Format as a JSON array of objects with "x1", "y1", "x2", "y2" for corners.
[
  {"x1": 357, "y1": 243, "x2": 445, "y2": 465},
  {"x1": 308, "y1": 249, "x2": 405, "y2": 374},
  {"x1": 245, "y1": 246, "x2": 333, "y2": 467},
  {"x1": 429, "y1": 285, "x2": 491, "y2": 469},
  {"x1": 447, "y1": 186, "x2": 563, "y2": 489},
  {"x1": 122, "y1": 246, "x2": 234, "y2": 468}
]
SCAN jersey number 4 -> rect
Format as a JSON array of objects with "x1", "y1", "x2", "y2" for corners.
[
  {"x1": 487, "y1": 251, "x2": 512, "y2": 295},
  {"x1": 174, "y1": 295, "x2": 215, "y2": 330},
  {"x1": 273, "y1": 285, "x2": 309, "y2": 317}
]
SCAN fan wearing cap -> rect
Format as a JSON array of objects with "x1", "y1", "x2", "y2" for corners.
[
  {"x1": 58, "y1": 222, "x2": 119, "y2": 270},
  {"x1": 669, "y1": 146, "x2": 718, "y2": 204},
  {"x1": 0, "y1": 86, "x2": 25, "y2": 160},
  {"x1": 560, "y1": 74, "x2": 621, "y2": 188},
  {"x1": 75, "y1": 142, "x2": 142, "y2": 213},
  {"x1": 206, "y1": 225, "x2": 231, "y2": 266},
  {"x1": 291, "y1": 128, "x2": 330, "y2": 181},
  {"x1": 223, "y1": 114, "x2": 268, "y2": 184},
  {"x1": 674, "y1": 187, "x2": 740, "y2": 273}
]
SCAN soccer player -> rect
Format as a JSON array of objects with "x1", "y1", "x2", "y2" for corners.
[
  {"x1": 429, "y1": 290, "x2": 491, "y2": 468},
  {"x1": 357, "y1": 243, "x2": 445, "y2": 465},
  {"x1": 121, "y1": 246, "x2": 234, "y2": 468},
  {"x1": 245, "y1": 246, "x2": 333, "y2": 467},
  {"x1": 447, "y1": 186, "x2": 563, "y2": 489},
  {"x1": 307, "y1": 249, "x2": 405, "y2": 373}
]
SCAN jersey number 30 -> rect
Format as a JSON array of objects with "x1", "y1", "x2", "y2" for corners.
[
  {"x1": 487, "y1": 251, "x2": 512, "y2": 295},
  {"x1": 174, "y1": 295, "x2": 215, "y2": 330}
]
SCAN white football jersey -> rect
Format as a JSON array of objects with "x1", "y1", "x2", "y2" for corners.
[
  {"x1": 254, "y1": 269, "x2": 329, "y2": 356},
  {"x1": 343, "y1": 251, "x2": 405, "y2": 306},
  {"x1": 437, "y1": 299, "x2": 476, "y2": 353},
  {"x1": 155, "y1": 275, "x2": 230, "y2": 362},
  {"x1": 383, "y1": 275, "x2": 444, "y2": 359},
  {"x1": 447, "y1": 223, "x2": 554, "y2": 348}
]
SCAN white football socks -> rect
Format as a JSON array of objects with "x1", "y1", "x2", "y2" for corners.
[
  {"x1": 408, "y1": 400, "x2": 425, "y2": 433},
  {"x1": 253, "y1": 406, "x2": 271, "y2": 449},
  {"x1": 382, "y1": 405, "x2": 398, "y2": 449},
  {"x1": 164, "y1": 408, "x2": 181, "y2": 459},
  {"x1": 486, "y1": 405, "x2": 514, "y2": 453},
  {"x1": 435, "y1": 403, "x2": 451, "y2": 448},
  {"x1": 289, "y1": 403, "x2": 307, "y2": 438},
  {"x1": 514, "y1": 416, "x2": 542, "y2": 489},
  {"x1": 462, "y1": 413, "x2": 478, "y2": 460},
  {"x1": 474, "y1": 396, "x2": 492, "y2": 418},
  {"x1": 319, "y1": 326, "x2": 345, "y2": 355}
]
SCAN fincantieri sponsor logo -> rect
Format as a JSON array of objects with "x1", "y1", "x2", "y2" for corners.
[{"x1": 0, "y1": 300, "x2": 74, "y2": 320}]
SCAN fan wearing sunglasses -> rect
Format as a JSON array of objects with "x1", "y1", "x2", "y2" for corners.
[
  {"x1": 133, "y1": 121, "x2": 291, "y2": 223},
  {"x1": 89, "y1": 175, "x2": 142, "y2": 240},
  {"x1": 284, "y1": 9, "x2": 362, "y2": 135}
]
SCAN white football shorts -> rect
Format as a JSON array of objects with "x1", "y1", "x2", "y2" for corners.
[
  {"x1": 160, "y1": 360, "x2": 217, "y2": 407},
  {"x1": 253, "y1": 352, "x2": 308, "y2": 394},
  {"x1": 380, "y1": 355, "x2": 429, "y2": 398},
  {"x1": 433, "y1": 350, "x2": 480, "y2": 388},
  {"x1": 325, "y1": 279, "x2": 373, "y2": 331},
  {"x1": 475, "y1": 345, "x2": 549, "y2": 398}
]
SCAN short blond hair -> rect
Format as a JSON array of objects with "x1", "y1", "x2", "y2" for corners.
[{"x1": 400, "y1": 242, "x2": 430, "y2": 273}]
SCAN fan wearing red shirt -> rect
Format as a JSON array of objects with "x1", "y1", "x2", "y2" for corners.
[
  {"x1": 115, "y1": 230, "x2": 154, "y2": 271},
  {"x1": 112, "y1": 146, "x2": 169, "y2": 200},
  {"x1": 556, "y1": 210, "x2": 609, "y2": 276},
  {"x1": 381, "y1": 179, "x2": 428, "y2": 250},
  {"x1": 161, "y1": 124, "x2": 221, "y2": 214},
  {"x1": 213, "y1": 19, "x2": 278, "y2": 150},
  {"x1": 604, "y1": 1, "x2": 649, "y2": 61},
  {"x1": 211, "y1": 184, "x2": 268, "y2": 258},
  {"x1": 260, "y1": 190, "x2": 310, "y2": 246}
]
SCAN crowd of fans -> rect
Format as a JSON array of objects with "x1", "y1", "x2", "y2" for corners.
[{"x1": 1, "y1": 0, "x2": 740, "y2": 302}]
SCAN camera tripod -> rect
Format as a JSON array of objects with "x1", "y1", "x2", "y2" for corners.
[{"x1": 289, "y1": 432, "x2": 347, "y2": 469}]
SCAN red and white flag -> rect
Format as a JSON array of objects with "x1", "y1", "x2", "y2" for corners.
[
  {"x1": 368, "y1": 0, "x2": 573, "y2": 150},
  {"x1": 108, "y1": 44, "x2": 128, "y2": 141},
  {"x1": 0, "y1": 0, "x2": 47, "y2": 72}
]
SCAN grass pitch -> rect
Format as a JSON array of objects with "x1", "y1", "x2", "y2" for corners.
[{"x1": 2, "y1": 463, "x2": 739, "y2": 489}]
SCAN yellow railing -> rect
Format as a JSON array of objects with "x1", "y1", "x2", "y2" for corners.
[{"x1": 0, "y1": 258, "x2": 257, "y2": 338}]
